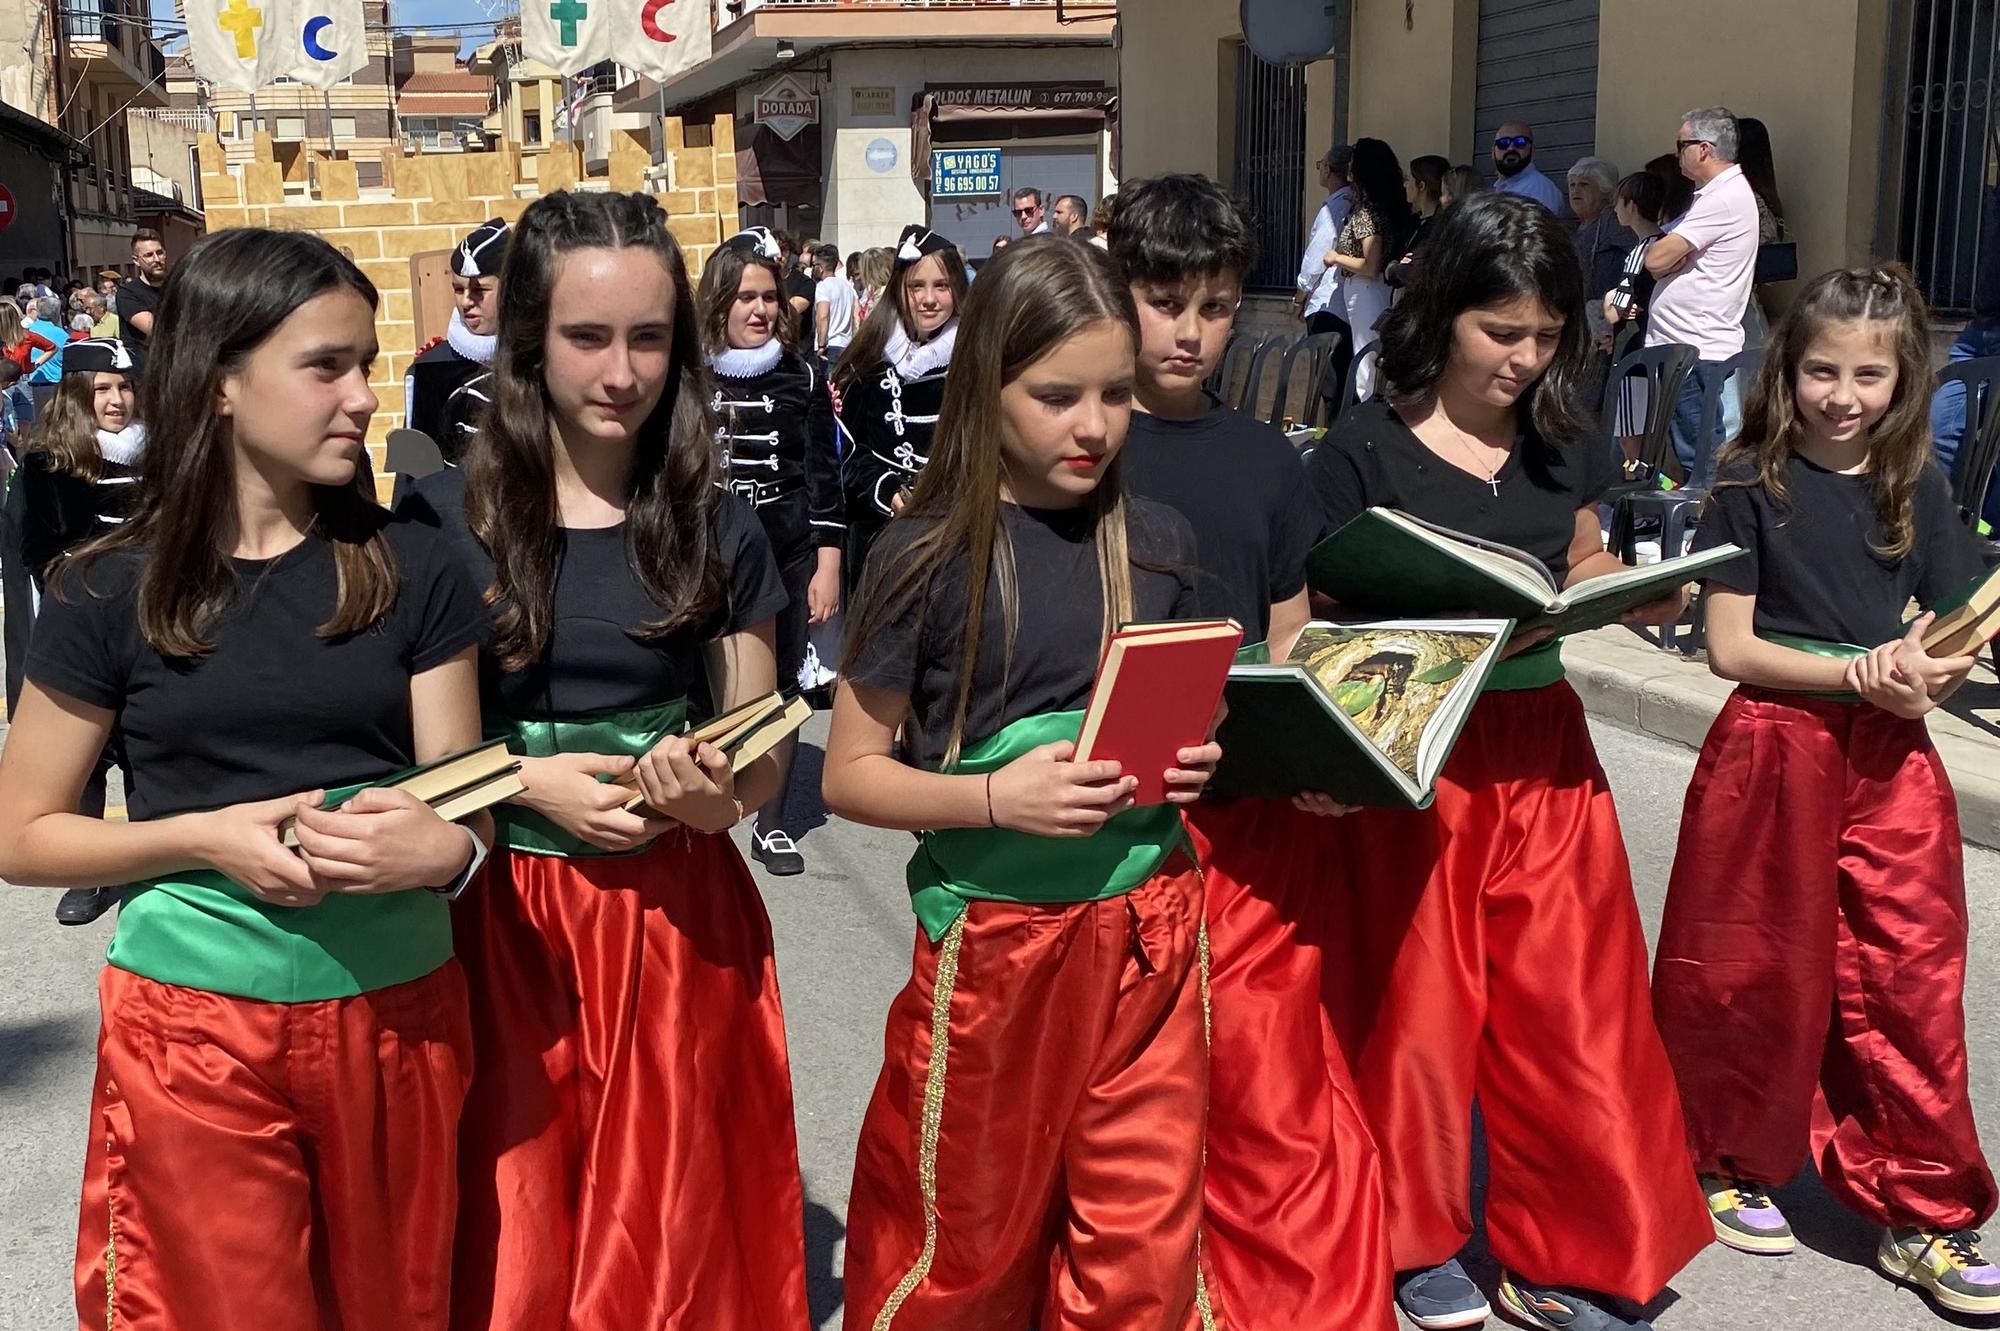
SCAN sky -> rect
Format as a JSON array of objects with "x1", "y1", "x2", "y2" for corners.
[{"x1": 148, "y1": 0, "x2": 508, "y2": 45}]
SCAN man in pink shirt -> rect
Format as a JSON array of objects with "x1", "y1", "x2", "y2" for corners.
[{"x1": 1644, "y1": 105, "x2": 1759, "y2": 482}]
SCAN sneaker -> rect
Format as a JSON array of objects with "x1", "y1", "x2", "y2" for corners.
[
  {"x1": 54, "y1": 887, "x2": 116, "y2": 927},
  {"x1": 1700, "y1": 1172, "x2": 1796, "y2": 1255},
  {"x1": 750, "y1": 828, "x2": 804, "y2": 876},
  {"x1": 1877, "y1": 1226, "x2": 2000, "y2": 1317},
  {"x1": 1496, "y1": 1274, "x2": 1652, "y2": 1330},
  {"x1": 1395, "y1": 1257, "x2": 1491, "y2": 1329}
]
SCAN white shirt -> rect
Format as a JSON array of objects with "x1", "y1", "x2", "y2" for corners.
[
  {"x1": 1494, "y1": 164, "x2": 1568, "y2": 217},
  {"x1": 815, "y1": 274, "x2": 857, "y2": 350},
  {"x1": 1297, "y1": 185, "x2": 1353, "y2": 319},
  {"x1": 1645, "y1": 164, "x2": 1759, "y2": 360}
]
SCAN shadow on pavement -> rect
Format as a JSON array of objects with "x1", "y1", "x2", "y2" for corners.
[
  {"x1": 0, "y1": 1014, "x2": 92, "y2": 1092},
  {"x1": 805, "y1": 1197, "x2": 846, "y2": 1328}
]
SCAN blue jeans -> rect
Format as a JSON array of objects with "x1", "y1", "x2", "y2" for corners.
[
  {"x1": 1932, "y1": 317, "x2": 2000, "y2": 527},
  {"x1": 1669, "y1": 358, "x2": 1736, "y2": 487}
]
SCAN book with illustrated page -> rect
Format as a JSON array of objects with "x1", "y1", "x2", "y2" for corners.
[{"x1": 1210, "y1": 619, "x2": 1514, "y2": 807}]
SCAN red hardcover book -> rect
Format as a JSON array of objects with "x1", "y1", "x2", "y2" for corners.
[{"x1": 1073, "y1": 618, "x2": 1244, "y2": 807}]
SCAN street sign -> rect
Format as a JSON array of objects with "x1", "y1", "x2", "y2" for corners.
[
  {"x1": 930, "y1": 148, "x2": 1002, "y2": 199},
  {"x1": 0, "y1": 184, "x2": 17, "y2": 234}
]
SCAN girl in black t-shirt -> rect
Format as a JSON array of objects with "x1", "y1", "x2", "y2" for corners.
[
  {"x1": 824, "y1": 239, "x2": 1223, "y2": 1330},
  {"x1": 1654, "y1": 267, "x2": 2000, "y2": 1313},
  {"x1": 696, "y1": 230, "x2": 842, "y2": 876},
  {"x1": 831, "y1": 225, "x2": 965, "y2": 578},
  {"x1": 0, "y1": 228, "x2": 490, "y2": 1331},
  {"x1": 1304, "y1": 194, "x2": 1711, "y2": 1331},
  {"x1": 408, "y1": 191, "x2": 808, "y2": 1330}
]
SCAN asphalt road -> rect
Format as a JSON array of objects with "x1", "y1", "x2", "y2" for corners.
[{"x1": 3, "y1": 717, "x2": 1997, "y2": 1331}]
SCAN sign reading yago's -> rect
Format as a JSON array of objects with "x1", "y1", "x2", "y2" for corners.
[
  {"x1": 754, "y1": 74, "x2": 820, "y2": 142},
  {"x1": 931, "y1": 149, "x2": 1004, "y2": 198}
]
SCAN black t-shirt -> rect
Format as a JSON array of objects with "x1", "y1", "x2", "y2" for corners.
[
  {"x1": 113, "y1": 278, "x2": 162, "y2": 372},
  {"x1": 403, "y1": 467, "x2": 787, "y2": 717},
  {"x1": 1308, "y1": 398, "x2": 1619, "y2": 585},
  {"x1": 784, "y1": 272, "x2": 817, "y2": 310},
  {"x1": 24, "y1": 520, "x2": 486, "y2": 821},
  {"x1": 845, "y1": 500, "x2": 1199, "y2": 769},
  {"x1": 1694, "y1": 454, "x2": 1986, "y2": 645},
  {"x1": 1120, "y1": 397, "x2": 1326, "y2": 640}
]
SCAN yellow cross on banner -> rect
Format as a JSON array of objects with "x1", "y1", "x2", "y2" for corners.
[{"x1": 218, "y1": 0, "x2": 263, "y2": 58}]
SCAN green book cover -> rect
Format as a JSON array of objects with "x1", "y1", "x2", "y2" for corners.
[
  {"x1": 1210, "y1": 619, "x2": 1512, "y2": 807},
  {"x1": 1305, "y1": 507, "x2": 1746, "y2": 639}
]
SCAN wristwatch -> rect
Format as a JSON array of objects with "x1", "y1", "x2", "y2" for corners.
[{"x1": 429, "y1": 825, "x2": 489, "y2": 901}]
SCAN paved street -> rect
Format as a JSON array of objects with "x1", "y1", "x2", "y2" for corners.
[{"x1": 3, "y1": 715, "x2": 1998, "y2": 1330}]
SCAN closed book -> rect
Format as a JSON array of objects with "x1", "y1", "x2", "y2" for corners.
[
  {"x1": 1210, "y1": 619, "x2": 1513, "y2": 807},
  {"x1": 615, "y1": 691, "x2": 814, "y2": 814},
  {"x1": 1307, "y1": 507, "x2": 1745, "y2": 639},
  {"x1": 1073, "y1": 619, "x2": 1244, "y2": 807},
  {"x1": 280, "y1": 738, "x2": 522, "y2": 848},
  {"x1": 1912, "y1": 564, "x2": 2000, "y2": 657}
]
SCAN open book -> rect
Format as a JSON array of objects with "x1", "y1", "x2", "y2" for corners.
[
  {"x1": 280, "y1": 738, "x2": 523, "y2": 848},
  {"x1": 1915, "y1": 564, "x2": 2000, "y2": 657},
  {"x1": 1073, "y1": 618, "x2": 1243, "y2": 807},
  {"x1": 1307, "y1": 507, "x2": 1746, "y2": 639},
  {"x1": 615, "y1": 691, "x2": 813, "y2": 813},
  {"x1": 1210, "y1": 620, "x2": 1513, "y2": 807}
]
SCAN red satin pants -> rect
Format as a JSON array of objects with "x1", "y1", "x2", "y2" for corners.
[
  {"x1": 449, "y1": 834, "x2": 809, "y2": 1331},
  {"x1": 1654, "y1": 687, "x2": 1997, "y2": 1228},
  {"x1": 74, "y1": 961, "x2": 472, "y2": 1331},
  {"x1": 1325, "y1": 683, "x2": 1710, "y2": 1303},
  {"x1": 842, "y1": 860, "x2": 1218, "y2": 1331},
  {"x1": 1186, "y1": 797, "x2": 1395, "y2": 1331}
]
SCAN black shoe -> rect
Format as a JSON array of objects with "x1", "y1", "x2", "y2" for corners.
[
  {"x1": 55, "y1": 887, "x2": 116, "y2": 926},
  {"x1": 750, "y1": 828, "x2": 805, "y2": 876}
]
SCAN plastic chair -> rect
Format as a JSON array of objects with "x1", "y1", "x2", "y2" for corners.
[
  {"x1": 1235, "y1": 331, "x2": 1298, "y2": 415},
  {"x1": 1600, "y1": 343, "x2": 1697, "y2": 550},
  {"x1": 1267, "y1": 331, "x2": 1340, "y2": 429},
  {"x1": 1206, "y1": 329, "x2": 1248, "y2": 398},
  {"x1": 1331, "y1": 343, "x2": 1381, "y2": 417},
  {"x1": 1936, "y1": 356, "x2": 2000, "y2": 533}
]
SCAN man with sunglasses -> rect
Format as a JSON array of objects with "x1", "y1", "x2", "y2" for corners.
[
  {"x1": 1011, "y1": 187, "x2": 1052, "y2": 236},
  {"x1": 1491, "y1": 121, "x2": 1569, "y2": 217}
]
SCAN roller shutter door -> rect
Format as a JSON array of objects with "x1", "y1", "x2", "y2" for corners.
[{"x1": 1474, "y1": 0, "x2": 1600, "y2": 183}]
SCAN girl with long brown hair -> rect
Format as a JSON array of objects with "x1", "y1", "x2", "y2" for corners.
[
  {"x1": 832, "y1": 225, "x2": 967, "y2": 575},
  {"x1": 695, "y1": 228, "x2": 841, "y2": 876},
  {"x1": 403, "y1": 190, "x2": 809, "y2": 1331},
  {"x1": 1653, "y1": 266, "x2": 2000, "y2": 1317},
  {"x1": 0, "y1": 226, "x2": 491, "y2": 1330},
  {"x1": 824, "y1": 236, "x2": 1224, "y2": 1330}
]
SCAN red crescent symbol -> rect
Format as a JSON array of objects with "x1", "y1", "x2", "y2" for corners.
[{"x1": 640, "y1": 0, "x2": 676, "y2": 42}]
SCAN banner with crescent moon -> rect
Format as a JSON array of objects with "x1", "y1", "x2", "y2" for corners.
[
  {"x1": 278, "y1": 0, "x2": 368, "y2": 90},
  {"x1": 620, "y1": 0, "x2": 711, "y2": 84},
  {"x1": 520, "y1": 0, "x2": 619, "y2": 77},
  {"x1": 184, "y1": 0, "x2": 298, "y2": 92}
]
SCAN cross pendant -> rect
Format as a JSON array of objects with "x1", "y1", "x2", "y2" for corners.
[{"x1": 1488, "y1": 476, "x2": 1500, "y2": 496}]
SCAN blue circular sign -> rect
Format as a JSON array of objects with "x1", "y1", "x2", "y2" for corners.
[{"x1": 864, "y1": 138, "x2": 898, "y2": 174}]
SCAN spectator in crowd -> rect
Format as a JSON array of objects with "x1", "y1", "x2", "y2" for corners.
[
  {"x1": 846, "y1": 250, "x2": 861, "y2": 290},
  {"x1": 84, "y1": 290, "x2": 116, "y2": 340},
  {"x1": 1645, "y1": 105, "x2": 1760, "y2": 480},
  {"x1": 1570, "y1": 156, "x2": 1638, "y2": 309},
  {"x1": 0, "y1": 302, "x2": 55, "y2": 426},
  {"x1": 1645, "y1": 152, "x2": 1697, "y2": 223},
  {"x1": 1295, "y1": 143, "x2": 1356, "y2": 396},
  {"x1": 114, "y1": 227, "x2": 169, "y2": 375},
  {"x1": 0, "y1": 358, "x2": 20, "y2": 460},
  {"x1": 1933, "y1": 183, "x2": 2000, "y2": 525},
  {"x1": 1490, "y1": 120, "x2": 1568, "y2": 215},
  {"x1": 95, "y1": 270, "x2": 120, "y2": 298},
  {"x1": 855, "y1": 246, "x2": 892, "y2": 322},
  {"x1": 1602, "y1": 171, "x2": 1675, "y2": 463},
  {"x1": 15, "y1": 283, "x2": 35, "y2": 315},
  {"x1": 1089, "y1": 193, "x2": 1116, "y2": 248},
  {"x1": 1322, "y1": 137, "x2": 1416, "y2": 400},
  {"x1": 813, "y1": 241, "x2": 857, "y2": 361},
  {"x1": 1051, "y1": 193, "x2": 1090, "y2": 236},
  {"x1": 1010, "y1": 186, "x2": 1051, "y2": 235},
  {"x1": 1440, "y1": 164, "x2": 1486, "y2": 211},
  {"x1": 1387, "y1": 155, "x2": 1457, "y2": 290},
  {"x1": 67, "y1": 312, "x2": 92, "y2": 338},
  {"x1": 25, "y1": 295, "x2": 70, "y2": 408},
  {"x1": 774, "y1": 231, "x2": 817, "y2": 323},
  {"x1": 1736, "y1": 116, "x2": 1787, "y2": 243}
]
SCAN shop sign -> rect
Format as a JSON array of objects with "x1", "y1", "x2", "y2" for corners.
[
  {"x1": 851, "y1": 85, "x2": 896, "y2": 117},
  {"x1": 931, "y1": 148, "x2": 1003, "y2": 198},
  {"x1": 754, "y1": 74, "x2": 820, "y2": 142}
]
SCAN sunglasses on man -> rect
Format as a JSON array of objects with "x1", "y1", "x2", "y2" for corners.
[
  {"x1": 1494, "y1": 135, "x2": 1531, "y2": 150},
  {"x1": 1012, "y1": 206, "x2": 1038, "y2": 217}
]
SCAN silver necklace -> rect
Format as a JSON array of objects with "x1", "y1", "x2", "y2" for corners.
[{"x1": 1440, "y1": 415, "x2": 1511, "y2": 496}]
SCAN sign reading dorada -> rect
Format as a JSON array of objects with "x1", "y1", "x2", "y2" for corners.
[{"x1": 755, "y1": 73, "x2": 820, "y2": 142}]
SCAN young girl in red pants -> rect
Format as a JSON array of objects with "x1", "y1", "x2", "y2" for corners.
[{"x1": 1654, "y1": 265, "x2": 1999, "y2": 1320}]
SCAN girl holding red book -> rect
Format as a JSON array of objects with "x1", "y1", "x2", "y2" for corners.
[
  {"x1": 402, "y1": 190, "x2": 810, "y2": 1331},
  {"x1": 823, "y1": 236, "x2": 1224, "y2": 1331}
]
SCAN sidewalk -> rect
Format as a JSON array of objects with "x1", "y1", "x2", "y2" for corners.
[{"x1": 1566, "y1": 625, "x2": 2000, "y2": 851}]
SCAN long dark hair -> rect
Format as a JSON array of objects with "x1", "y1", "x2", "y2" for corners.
[
  {"x1": 841, "y1": 237, "x2": 1140, "y2": 767},
  {"x1": 27, "y1": 368, "x2": 128, "y2": 481},
  {"x1": 1644, "y1": 153, "x2": 1696, "y2": 222},
  {"x1": 831, "y1": 243, "x2": 969, "y2": 389},
  {"x1": 1350, "y1": 137, "x2": 1418, "y2": 257},
  {"x1": 464, "y1": 190, "x2": 723, "y2": 672},
  {"x1": 1378, "y1": 192, "x2": 1593, "y2": 455},
  {"x1": 66, "y1": 227, "x2": 394, "y2": 657},
  {"x1": 1736, "y1": 117, "x2": 1785, "y2": 220},
  {"x1": 696, "y1": 243, "x2": 797, "y2": 356},
  {"x1": 1715, "y1": 265, "x2": 1932, "y2": 559}
]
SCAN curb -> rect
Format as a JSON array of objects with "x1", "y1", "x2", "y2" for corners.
[{"x1": 1565, "y1": 635, "x2": 2000, "y2": 853}]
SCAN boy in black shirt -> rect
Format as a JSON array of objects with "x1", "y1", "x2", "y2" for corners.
[{"x1": 1108, "y1": 173, "x2": 1396, "y2": 1331}]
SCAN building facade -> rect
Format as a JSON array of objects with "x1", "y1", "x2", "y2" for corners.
[
  {"x1": 393, "y1": 31, "x2": 494, "y2": 153},
  {"x1": 468, "y1": 25, "x2": 568, "y2": 182}
]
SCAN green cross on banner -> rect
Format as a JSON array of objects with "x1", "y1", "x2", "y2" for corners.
[{"x1": 549, "y1": 0, "x2": 587, "y2": 45}]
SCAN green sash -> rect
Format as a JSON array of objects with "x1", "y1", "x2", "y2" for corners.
[
  {"x1": 1759, "y1": 632, "x2": 1865, "y2": 703},
  {"x1": 109, "y1": 776, "x2": 453, "y2": 1004},
  {"x1": 1484, "y1": 640, "x2": 1567, "y2": 692},
  {"x1": 485, "y1": 699, "x2": 689, "y2": 857},
  {"x1": 905, "y1": 710, "x2": 1191, "y2": 941}
]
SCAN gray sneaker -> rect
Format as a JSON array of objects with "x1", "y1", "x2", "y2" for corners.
[
  {"x1": 1495, "y1": 1274, "x2": 1652, "y2": 1330},
  {"x1": 1700, "y1": 1172, "x2": 1796, "y2": 1255},
  {"x1": 1878, "y1": 1227, "x2": 2000, "y2": 1317},
  {"x1": 1395, "y1": 1257, "x2": 1491, "y2": 1329}
]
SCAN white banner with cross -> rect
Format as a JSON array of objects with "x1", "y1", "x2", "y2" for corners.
[{"x1": 185, "y1": 0, "x2": 368, "y2": 92}]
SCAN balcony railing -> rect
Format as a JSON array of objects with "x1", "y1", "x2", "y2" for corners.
[
  {"x1": 133, "y1": 107, "x2": 216, "y2": 132},
  {"x1": 62, "y1": 0, "x2": 168, "y2": 85}
]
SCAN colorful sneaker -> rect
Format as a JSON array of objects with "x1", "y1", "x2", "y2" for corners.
[
  {"x1": 1877, "y1": 1227, "x2": 2000, "y2": 1316},
  {"x1": 1700, "y1": 1172, "x2": 1796, "y2": 1255},
  {"x1": 1496, "y1": 1274, "x2": 1652, "y2": 1330},
  {"x1": 1395, "y1": 1257, "x2": 1491, "y2": 1329},
  {"x1": 750, "y1": 827, "x2": 805, "y2": 876}
]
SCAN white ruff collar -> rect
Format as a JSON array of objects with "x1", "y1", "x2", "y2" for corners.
[
  {"x1": 709, "y1": 341, "x2": 784, "y2": 379},
  {"x1": 96, "y1": 421, "x2": 145, "y2": 466},
  {"x1": 445, "y1": 308, "x2": 497, "y2": 365},
  {"x1": 884, "y1": 317, "x2": 958, "y2": 381}
]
